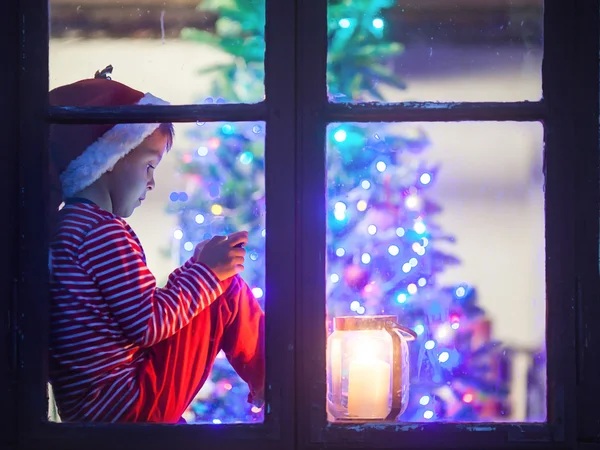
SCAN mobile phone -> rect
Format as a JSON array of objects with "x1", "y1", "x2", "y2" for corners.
[{"x1": 210, "y1": 216, "x2": 244, "y2": 247}]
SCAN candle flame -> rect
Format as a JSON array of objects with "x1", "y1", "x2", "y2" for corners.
[{"x1": 353, "y1": 339, "x2": 380, "y2": 362}]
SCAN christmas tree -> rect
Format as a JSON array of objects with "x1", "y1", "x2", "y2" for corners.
[{"x1": 170, "y1": 0, "x2": 511, "y2": 423}]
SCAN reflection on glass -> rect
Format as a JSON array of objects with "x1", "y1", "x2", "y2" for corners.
[
  {"x1": 326, "y1": 121, "x2": 546, "y2": 423},
  {"x1": 327, "y1": 0, "x2": 543, "y2": 102},
  {"x1": 50, "y1": 0, "x2": 265, "y2": 104},
  {"x1": 48, "y1": 122, "x2": 265, "y2": 424}
]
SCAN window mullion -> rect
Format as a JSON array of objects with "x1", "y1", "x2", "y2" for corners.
[
  {"x1": 325, "y1": 101, "x2": 546, "y2": 123},
  {"x1": 47, "y1": 103, "x2": 267, "y2": 125},
  {"x1": 262, "y1": 0, "x2": 297, "y2": 446},
  {"x1": 295, "y1": 0, "x2": 328, "y2": 446}
]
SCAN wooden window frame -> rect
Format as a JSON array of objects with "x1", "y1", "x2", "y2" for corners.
[
  {"x1": 294, "y1": 0, "x2": 600, "y2": 449},
  {"x1": 5, "y1": 1, "x2": 296, "y2": 450},
  {"x1": 1, "y1": 0, "x2": 599, "y2": 450}
]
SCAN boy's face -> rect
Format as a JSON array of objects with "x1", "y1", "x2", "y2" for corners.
[{"x1": 106, "y1": 129, "x2": 169, "y2": 218}]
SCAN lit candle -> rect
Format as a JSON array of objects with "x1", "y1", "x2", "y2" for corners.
[{"x1": 347, "y1": 358, "x2": 390, "y2": 419}]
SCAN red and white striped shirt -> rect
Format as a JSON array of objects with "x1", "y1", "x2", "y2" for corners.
[{"x1": 49, "y1": 202, "x2": 223, "y2": 422}]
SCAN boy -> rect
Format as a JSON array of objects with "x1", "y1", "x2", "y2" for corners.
[{"x1": 48, "y1": 68, "x2": 265, "y2": 423}]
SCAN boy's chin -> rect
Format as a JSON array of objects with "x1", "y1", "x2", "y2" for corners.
[
  {"x1": 127, "y1": 199, "x2": 145, "y2": 217},
  {"x1": 125, "y1": 206, "x2": 139, "y2": 218},
  {"x1": 115, "y1": 204, "x2": 137, "y2": 219}
]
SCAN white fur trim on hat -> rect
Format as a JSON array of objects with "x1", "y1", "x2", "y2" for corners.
[{"x1": 59, "y1": 92, "x2": 170, "y2": 197}]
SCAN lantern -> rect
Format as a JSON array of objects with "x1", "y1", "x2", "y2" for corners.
[{"x1": 327, "y1": 315, "x2": 416, "y2": 422}]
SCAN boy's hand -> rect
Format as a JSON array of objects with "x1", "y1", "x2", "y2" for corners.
[
  {"x1": 194, "y1": 231, "x2": 248, "y2": 281},
  {"x1": 194, "y1": 239, "x2": 209, "y2": 255}
]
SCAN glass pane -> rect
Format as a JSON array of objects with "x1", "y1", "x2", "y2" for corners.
[
  {"x1": 47, "y1": 121, "x2": 266, "y2": 424},
  {"x1": 50, "y1": 0, "x2": 265, "y2": 104},
  {"x1": 325, "y1": 121, "x2": 546, "y2": 423},
  {"x1": 327, "y1": 0, "x2": 543, "y2": 102}
]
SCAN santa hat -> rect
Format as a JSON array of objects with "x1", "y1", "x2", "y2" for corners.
[{"x1": 49, "y1": 65, "x2": 170, "y2": 198}]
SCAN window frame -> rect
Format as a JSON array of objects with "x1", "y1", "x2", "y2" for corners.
[
  {"x1": 1, "y1": 1, "x2": 20, "y2": 449},
  {"x1": 10, "y1": 0, "x2": 296, "y2": 450},
  {"x1": 3, "y1": 0, "x2": 599, "y2": 450},
  {"x1": 569, "y1": 4, "x2": 600, "y2": 444},
  {"x1": 295, "y1": 0, "x2": 600, "y2": 448}
]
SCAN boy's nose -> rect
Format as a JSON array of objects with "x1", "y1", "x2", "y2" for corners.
[{"x1": 147, "y1": 177, "x2": 155, "y2": 190}]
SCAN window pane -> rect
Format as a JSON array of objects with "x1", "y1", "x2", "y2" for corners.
[
  {"x1": 50, "y1": 0, "x2": 265, "y2": 104},
  {"x1": 325, "y1": 122, "x2": 546, "y2": 423},
  {"x1": 327, "y1": 0, "x2": 543, "y2": 103},
  {"x1": 48, "y1": 121, "x2": 265, "y2": 424}
]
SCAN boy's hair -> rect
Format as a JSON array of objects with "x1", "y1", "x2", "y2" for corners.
[{"x1": 157, "y1": 122, "x2": 175, "y2": 151}]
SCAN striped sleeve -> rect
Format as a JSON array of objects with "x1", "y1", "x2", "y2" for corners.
[{"x1": 78, "y1": 219, "x2": 223, "y2": 347}]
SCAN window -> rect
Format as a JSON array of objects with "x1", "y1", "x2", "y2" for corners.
[
  {"x1": 2, "y1": 0, "x2": 599, "y2": 449},
  {"x1": 9, "y1": 0, "x2": 294, "y2": 447},
  {"x1": 295, "y1": 0, "x2": 600, "y2": 447}
]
